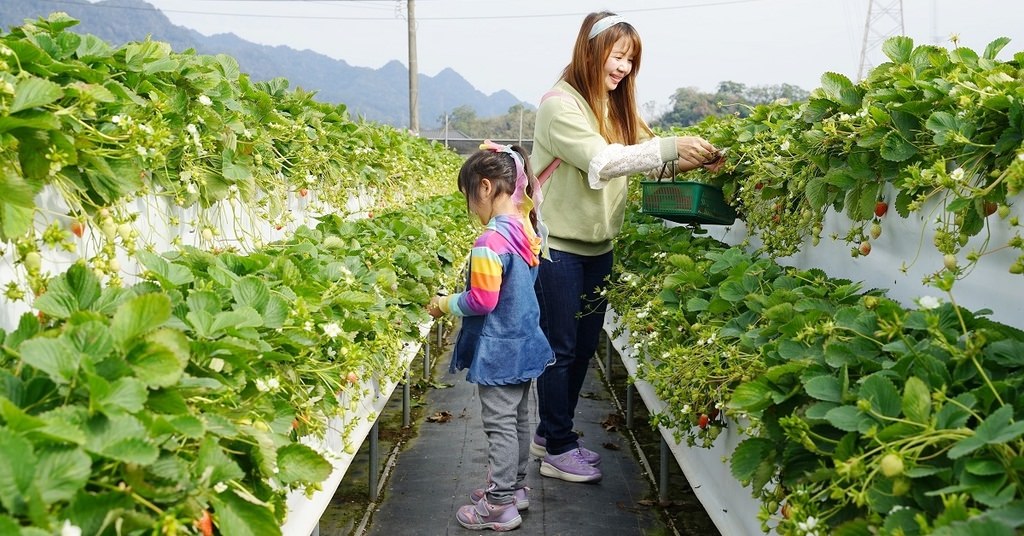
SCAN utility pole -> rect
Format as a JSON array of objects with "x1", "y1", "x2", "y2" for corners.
[
  {"x1": 407, "y1": 0, "x2": 419, "y2": 133},
  {"x1": 858, "y1": 0, "x2": 904, "y2": 81},
  {"x1": 518, "y1": 104, "x2": 524, "y2": 145}
]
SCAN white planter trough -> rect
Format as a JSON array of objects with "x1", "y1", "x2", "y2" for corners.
[{"x1": 604, "y1": 309, "x2": 767, "y2": 536}]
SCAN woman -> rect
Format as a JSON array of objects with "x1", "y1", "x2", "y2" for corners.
[{"x1": 530, "y1": 11, "x2": 724, "y2": 483}]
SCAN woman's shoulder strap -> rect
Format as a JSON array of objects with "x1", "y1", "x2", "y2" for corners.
[
  {"x1": 536, "y1": 90, "x2": 583, "y2": 186},
  {"x1": 540, "y1": 90, "x2": 581, "y2": 111}
]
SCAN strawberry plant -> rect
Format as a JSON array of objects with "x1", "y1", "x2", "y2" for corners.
[
  {"x1": 0, "y1": 194, "x2": 474, "y2": 534},
  {"x1": 607, "y1": 195, "x2": 1024, "y2": 534},
  {"x1": 0, "y1": 13, "x2": 461, "y2": 301},
  {"x1": 677, "y1": 36, "x2": 1024, "y2": 285}
]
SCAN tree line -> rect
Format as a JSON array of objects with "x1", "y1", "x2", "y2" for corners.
[{"x1": 441, "y1": 81, "x2": 810, "y2": 139}]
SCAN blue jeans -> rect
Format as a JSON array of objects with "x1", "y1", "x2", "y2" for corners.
[{"x1": 534, "y1": 248, "x2": 613, "y2": 455}]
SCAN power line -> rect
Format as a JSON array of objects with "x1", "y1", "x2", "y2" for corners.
[{"x1": 39, "y1": 0, "x2": 772, "y2": 22}]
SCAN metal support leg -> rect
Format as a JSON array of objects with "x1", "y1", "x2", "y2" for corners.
[
  {"x1": 369, "y1": 421, "x2": 380, "y2": 501},
  {"x1": 437, "y1": 321, "x2": 443, "y2": 347},
  {"x1": 625, "y1": 383, "x2": 635, "y2": 429},
  {"x1": 423, "y1": 337, "x2": 431, "y2": 379},
  {"x1": 402, "y1": 370, "x2": 411, "y2": 428},
  {"x1": 310, "y1": 524, "x2": 320, "y2": 536},
  {"x1": 660, "y1": 436, "x2": 670, "y2": 505},
  {"x1": 604, "y1": 334, "x2": 612, "y2": 378}
]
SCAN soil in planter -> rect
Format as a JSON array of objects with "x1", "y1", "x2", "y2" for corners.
[{"x1": 595, "y1": 331, "x2": 722, "y2": 536}]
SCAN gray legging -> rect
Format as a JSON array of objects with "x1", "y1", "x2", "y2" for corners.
[{"x1": 478, "y1": 381, "x2": 532, "y2": 505}]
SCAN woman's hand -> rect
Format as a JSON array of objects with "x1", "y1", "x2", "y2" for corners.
[
  {"x1": 674, "y1": 136, "x2": 719, "y2": 172},
  {"x1": 427, "y1": 296, "x2": 444, "y2": 318}
]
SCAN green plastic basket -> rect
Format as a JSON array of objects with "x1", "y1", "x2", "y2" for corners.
[{"x1": 640, "y1": 179, "x2": 737, "y2": 225}]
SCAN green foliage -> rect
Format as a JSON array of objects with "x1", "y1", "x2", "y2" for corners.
[
  {"x1": 676, "y1": 37, "x2": 1024, "y2": 283},
  {"x1": 0, "y1": 194, "x2": 476, "y2": 534},
  {"x1": 440, "y1": 103, "x2": 535, "y2": 140},
  {"x1": 607, "y1": 207, "x2": 1024, "y2": 535},
  {"x1": 653, "y1": 81, "x2": 810, "y2": 128},
  {"x1": 0, "y1": 12, "x2": 461, "y2": 242}
]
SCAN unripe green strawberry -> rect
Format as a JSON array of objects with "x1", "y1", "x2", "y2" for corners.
[
  {"x1": 870, "y1": 222, "x2": 882, "y2": 239},
  {"x1": 880, "y1": 453, "x2": 904, "y2": 477},
  {"x1": 943, "y1": 254, "x2": 957, "y2": 271},
  {"x1": 892, "y1": 476, "x2": 911, "y2": 496},
  {"x1": 101, "y1": 219, "x2": 117, "y2": 242},
  {"x1": 23, "y1": 251, "x2": 41, "y2": 272},
  {"x1": 998, "y1": 205, "x2": 1011, "y2": 219}
]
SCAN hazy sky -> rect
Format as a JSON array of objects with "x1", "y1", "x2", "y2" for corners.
[{"x1": 87, "y1": 0, "x2": 1024, "y2": 111}]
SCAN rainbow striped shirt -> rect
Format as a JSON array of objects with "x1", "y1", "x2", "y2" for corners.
[{"x1": 440, "y1": 215, "x2": 540, "y2": 317}]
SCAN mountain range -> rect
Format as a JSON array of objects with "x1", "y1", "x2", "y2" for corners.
[{"x1": 0, "y1": 0, "x2": 524, "y2": 128}]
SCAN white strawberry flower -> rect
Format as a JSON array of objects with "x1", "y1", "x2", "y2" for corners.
[
  {"x1": 198, "y1": 94, "x2": 213, "y2": 106},
  {"x1": 322, "y1": 322, "x2": 343, "y2": 338},
  {"x1": 918, "y1": 295, "x2": 942, "y2": 310},
  {"x1": 61, "y1": 521, "x2": 82, "y2": 536}
]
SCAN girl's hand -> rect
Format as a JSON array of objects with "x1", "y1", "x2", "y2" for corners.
[{"x1": 427, "y1": 296, "x2": 444, "y2": 318}]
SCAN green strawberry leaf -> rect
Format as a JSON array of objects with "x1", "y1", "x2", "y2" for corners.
[
  {"x1": 125, "y1": 329, "x2": 189, "y2": 388},
  {"x1": 35, "y1": 446, "x2": 90, "y2": 504},
  {"x1": 196, "y1": 436, "x2": 245, "y2": 486},
  {"x1": 276, "y1": 444, "x2": 332, "y2": 485},
  {"x1": 20, "y1": 338, "x2": 81, "y2": 385},
  {"x1": 729, "y1": 437, "x2": 774, "y2": 482},
  {"x1": 0, "y1": 429, "x2": 37, "y2": 515},
  {"x1": 111, "y1": 293, "x2": 172, "y2": 346},
  {"x1": 212, "y1": 489, "x2": 282, "y2": 536},
  {"x1": 901, "y1": 377, "x2": 931, "y2": 424},
  {"x1": 10, "y1": 77, "x2": 64, "y2": 114},
  {"x1": 860, "y1": 374, "x2": 901, "y2": 417}
]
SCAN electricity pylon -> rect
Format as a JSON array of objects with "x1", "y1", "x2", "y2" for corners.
[{"x1": 858, "y1": 0, "x2": 905, "y2": 80}]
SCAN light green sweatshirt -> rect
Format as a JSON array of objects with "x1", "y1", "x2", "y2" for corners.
[{"x1": 530, "y1": 81, "x2": 678, "y2": 256}]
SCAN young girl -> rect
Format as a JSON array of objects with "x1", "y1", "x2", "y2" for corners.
[
  {"x1": 428, "y1": 141, "x2": 553, "y2": 531},
  {"x1": 529, "y1": 12, "x2": 724, "y2": 483}
]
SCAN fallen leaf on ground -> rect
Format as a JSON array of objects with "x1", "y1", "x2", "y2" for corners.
[
  {"x1": 426, "y1": 411, "x2": 452, "y2": 423},
  {"x1": 601, "y1": 442, "x2": 619, "y2": 451},
  {"x1": 601, "y1": 413, "x2": 623, "y2": 431}
]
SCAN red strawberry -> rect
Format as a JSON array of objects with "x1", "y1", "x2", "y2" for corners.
[
  {"x1": 983, "y1": 201, "x2": 998, "y2": 216},
  {"x1": 70, "y1": 220, "x2": 84, "y2": 238},
  {"x1": 195, "y1": 510, "x2": 213, "y2": 536},
  {"x1": 874, "y1": 201, "x2": 888, "y2": 218},
  {"x1": 698, "y1": 414, "x2": 709, "y2": 429},
  {"x1": 299, "y1": 188, "x2": 308, "y2": 197}
]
